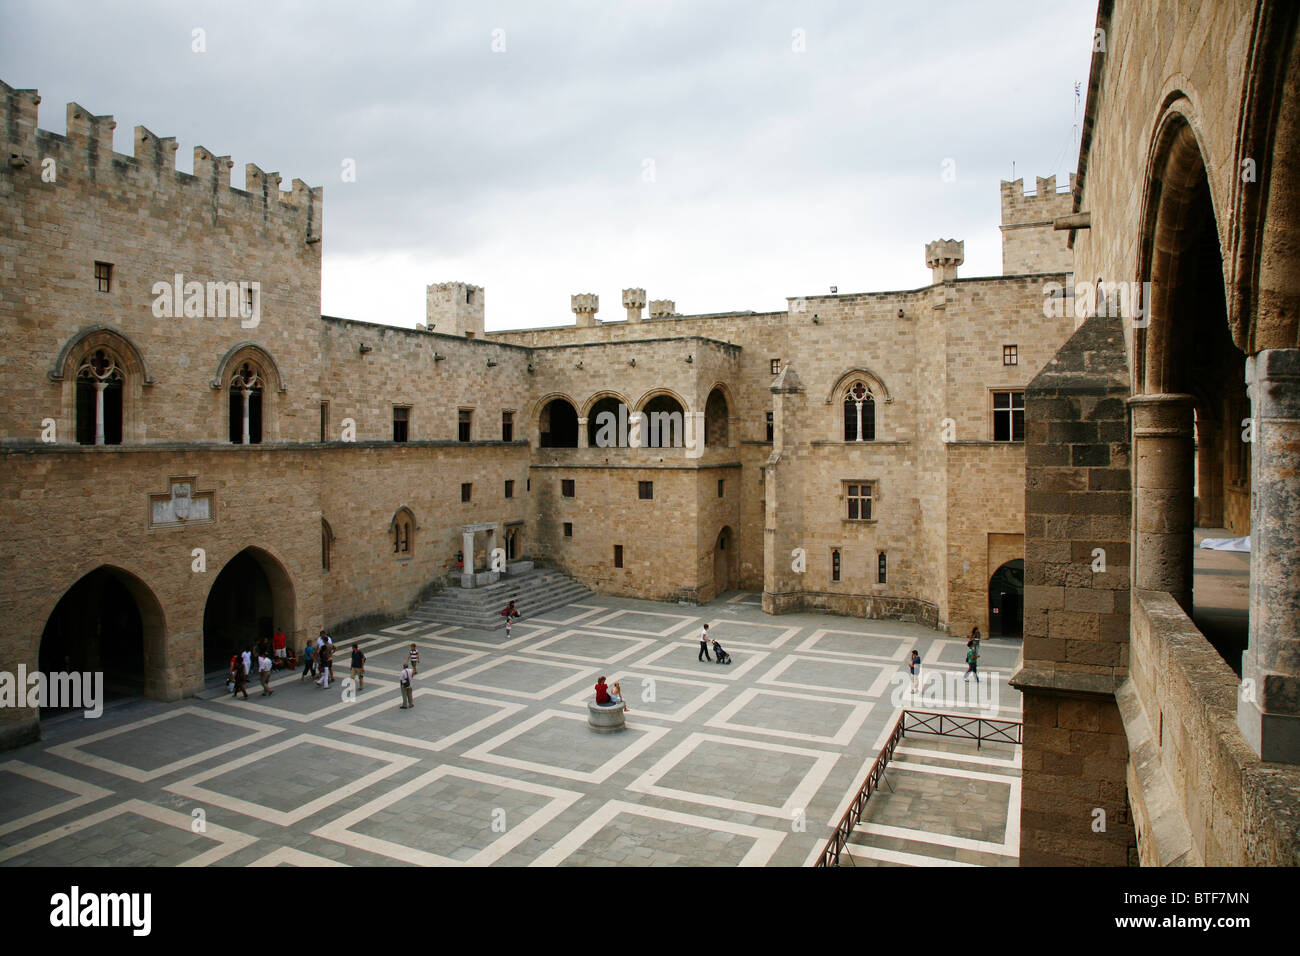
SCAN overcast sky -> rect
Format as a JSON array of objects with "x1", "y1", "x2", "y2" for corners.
[{"x1": 2, "y1": 0, "x2": 1098, "y2": 330}]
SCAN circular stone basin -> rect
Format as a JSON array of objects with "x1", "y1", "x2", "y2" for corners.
[{"x1": 587, "y1": 700, "x2": 627, "y2": 733}]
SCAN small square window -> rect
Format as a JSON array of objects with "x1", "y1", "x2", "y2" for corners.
[
  {"x1": 770, "y1": 358, "x2": 781, "y2": 375},
  {"x1": 1003, "y1": 344, "x2": 1018, "y2": 366},
  {"x1": 502, "y1": 411, "x2": 514, "y2": 442},
  {"x1": 461, "y1": 482, "x2": 472, "y2": 503},
  {"x1": 846, "y1": 482, "x2": 874, "y2": 521},
  {"x1": 505, "y1": 480, "x2": 514, "y2": 499},
  {"x1": 562, "y1": 479, "x2": 575, "y2": 498},
  {"x1": 458, "y1": 409, "x2": 473, "y2": 442},
  {"x1": 613, "y1": 544, "x2": 624, "y2": 568},
  {"x1": 392, "y1": 406, "x2": 410, "y2": 443},
  {"x1": 638, "y1": 481, "x2": 653, "y2": 500},
  {"x1": 717, "y1": 479, "x2": 725, "y2": 497},
  {"x1": 765, "y1": 411, "x2": 774, "y2": 442},
  {"x1": 563, "y1": 522, "x2": 573, "y2": 538},
  {"x1": 94, "y1": 261, "x2": 113, "y2": 292}
]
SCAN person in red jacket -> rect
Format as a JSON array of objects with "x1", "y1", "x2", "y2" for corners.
[
  {"x1": 272, "y1": 626, "x2": 287, "y2": 668},
  {"x1": 594, "y1": 676, "x2": 628, "y2": 712}
]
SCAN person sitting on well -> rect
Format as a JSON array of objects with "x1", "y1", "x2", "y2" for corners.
[{"x1": 594, "y1": 675, "x2": 628, "y2": 712}]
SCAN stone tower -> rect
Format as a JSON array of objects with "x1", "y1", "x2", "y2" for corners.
[
  {"x1": 999, "y1": 174, "x2": 1075, "y2": 275},
  {"x1": 925, "y1": 239, "x2": 964, "y2": 283},
  {"x1": 426, "y1": 282, "x2": 485, "y2": 337}
]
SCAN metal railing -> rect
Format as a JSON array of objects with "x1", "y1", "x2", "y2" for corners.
[{"x1": 814, "y1": 709, "x2": 1023, "y2": 867}]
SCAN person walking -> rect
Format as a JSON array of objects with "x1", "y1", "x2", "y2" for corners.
[
  {"x1": 316, "y1": 641, "x2": 334, "y2": 689},
  {"x1": 698, "y1": 623, "x2": 712, "y2": 662},
  {"x1": 408, "y1": 643, "x2": 420, "y2": 675},
  {"x1": 301, "y1": 640, "x2": 316, "y2": 682},
  {"x1": 350, "y1": 644, "x2": 366, "y2": 691},
  {"x1": 241, "y1": 647, "x2": 252, "y2": 682},
  {"x1": 908, "y1": 649, "x2": 922, "y2": 695},
  {"x1": 398, "y1": 662, "x2": 415, "y2": 709},
  {"x1": 964, "y1": 642, "x2": 980, "y2": 684},
  {"x1": 231, "y1": 655, "x2": 249, "y2": 699},
  {"x1": 257, "y1": 651, "x2": 274, "y2": 696}
]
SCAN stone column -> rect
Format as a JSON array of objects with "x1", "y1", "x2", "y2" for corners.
[
  {"x1": 94, "y1": 380, "x2": 106, "y2": 445},
  {"x1": 1238, "y1": 349, "x2": 1300, "y2": 763},
  {"x1": 241, "y1": 387, "x2": 252, "y2": 445},
  {"x1": 461, "y1": 530, "x2": 476, "y2": 588},
  {"x1": 577, "y1": 417, "x2": 589, "y2": 449},
  {"x1": 1129, "y1": 394, "x2": 1196, "y2": 614}
]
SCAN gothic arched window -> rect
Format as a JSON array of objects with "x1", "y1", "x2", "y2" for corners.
[
  {"x1": 76, "y1": 349, "x2": 125, "y2": 445},
  {"x1": 842, "y1": 382, "x2": 876, "y2": 442},
  {"x1": 229, "y1": 361, "x2": 264, "y2": 444}
]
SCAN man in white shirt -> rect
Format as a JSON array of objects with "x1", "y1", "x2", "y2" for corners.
[
  {"x1": 697, "y1": 624, "x2": 712, "y2": 662},
  {"x1": 257, "y1": 652, "x2": 274, "y2": 696},
  {"x1": 398, "y1": 663, "x2": 414, "y2": 710}
]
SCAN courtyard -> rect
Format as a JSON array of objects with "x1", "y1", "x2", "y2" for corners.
[{"x1": 1, "y1": 593, "x2": 1021, "y2": 867}]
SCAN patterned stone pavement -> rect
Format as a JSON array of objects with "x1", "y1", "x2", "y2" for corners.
[{"x1": 0, "y1": 592, "x2": 1022, "y2": 867}]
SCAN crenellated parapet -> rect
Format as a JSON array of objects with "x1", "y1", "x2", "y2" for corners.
[
  {"x1": 1, "y1": 78, "x2": 322, "y2": 243},
  {"x1": 999, "y1": 173, "x2": 1076, "y2": 275}
]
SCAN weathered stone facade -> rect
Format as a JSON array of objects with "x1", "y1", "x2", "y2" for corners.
[
  {"x1": 1015, "y1": 0, "x2": 1300, "y2": 866},
  {"x1": 0, "y1": 76, "x2": 1074, "y2": 750}
]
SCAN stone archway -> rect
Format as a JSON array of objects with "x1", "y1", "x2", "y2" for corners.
[
  {"x1": 39, "y1": 565, "x2": 167, "y2": 706},
  {"x1": 203, "y1": 547, "x2": 296, "y2": 673}
]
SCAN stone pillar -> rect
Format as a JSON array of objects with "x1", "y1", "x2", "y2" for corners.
[
  {"x1": 461, "y1": 530, "x2": 476, "y2": 588},
  {"x1": 577, "y1": 417, "x2": 589, "y2": 449},
  {"x1": 1194, "y1": 413, "x2": 1224, "y2": 527},
  {"x1": 94, "y1": 380, "x2": 106, "y2": 445},
  {"x1": 1129, "y1": 394, "x2": 1196, "y2": 614},
  {"x1": 487, "y1": 526, "x2": 498, "y2": 572},
  {"x1": 1238, "y1": 349, "x2": 1300, "y2": 763}
]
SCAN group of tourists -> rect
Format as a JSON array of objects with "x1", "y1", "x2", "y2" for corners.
[{"x1": 227, "y1": 646, "x2": 276, "y2": 698}]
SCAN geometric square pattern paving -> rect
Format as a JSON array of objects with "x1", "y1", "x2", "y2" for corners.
[
  {"x1": 627, "y1": 732, "x2": 840, "y2": 818},
  {"x1": 0, "y1": 761, "x2": 114, "y2": 839},
  {"x1": 531, "y1": 800, "x2": 786, "y2": 867},
  {"x1": 315, "y1": 766, "x2": 581, "y2": 866},
  {"x1": 47, "y1": 707, "x2": 280, "y2": 782},
  {"x1": 163, "y1": 735, "x2": 419, "y2": 826},
  {"x1": 3, "y1": 592, "x2": 1022, "y2": 867},
  {"x1": 0, "y1": 799, "x2": 255, "y2": 866}
]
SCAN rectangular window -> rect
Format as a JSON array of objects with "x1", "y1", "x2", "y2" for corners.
[
  {"x1": 846, "y1": 482, "x2": 873, "y2": 521},
  {"x1": 501, "y1": 411, "x2": 514, "y2": 442},
  {"x1": 765, "y1": 411, "x2": 774, "y2": 442},
  {"x1": 562, "y1": 479, "x2": 575, "y2": 498},
  {"x1": 526, "y1": 478, "x2": 531, "y2": 492},
  {"x1": 993, "y1": 391, "x2": 1025, "y2": 442},
  {"x1": 1003, "y1": 344, "x2": 1018, "y2": 366},
  {"x1": 770, "y1": 358, "x2": 781, "y2": 375},
  {"x1": 717, "y1": 479, "x2": 725, "y2": 497},
  {"x1": 392, "y1": 405, "x2": 410, "y2": 443},
  {"x1": 320, "y1": 402, "x2": 329, "y2": 443},
  {"x1": 613, "y1": 544, "x2": 624, "y2": 568},
  {"x1": 563, "y1": 522, "x2": 573, "y2": 538},
  {"x1": 94, "y1": 261, "x2": 112, "y2": 292},
  {"x1": 461, "y1": 482, "x2": 472, "y2": 503},
  {"x1": 458, "y1": 409, "x2": 473, "y2": 442},
  {"x1": 878, "y1": 551, "x2": 888, "y2": 584},
  {"x1": 638, "y1": 481, "x2": 653, "y2": 500},
  {"x1": 504, "y1": 480, "x2": 514, "y2": 499},
  {"x1": 831, "y1": 549, "x2": 841, "y2": 583}
]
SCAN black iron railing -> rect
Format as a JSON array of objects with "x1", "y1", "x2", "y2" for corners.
[{"x1": 814, "y1": 709, "x2": 1023, "y2": 867}]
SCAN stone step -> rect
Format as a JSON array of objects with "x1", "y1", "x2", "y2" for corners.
[{"x1": 411, "y1": 568, "x2": 591, "y2": 631}]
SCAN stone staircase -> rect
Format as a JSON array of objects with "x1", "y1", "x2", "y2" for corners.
[{"x1": 411, "y1": 567, "x2": 592, "y2": 631}]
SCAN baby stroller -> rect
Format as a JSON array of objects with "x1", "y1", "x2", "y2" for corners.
[{"x1": 712, "y1": 641, "x2": 732, "y2": 665}]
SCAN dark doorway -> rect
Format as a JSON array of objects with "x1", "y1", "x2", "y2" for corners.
[
  {"x1": 539, "y1": 398, "x2": 578, "y2": 448},
  {"x1": 203, "y1": 549, "x2": 287, "y2": 673},
  {"x1": 989, "y1": 559, "x2": 1024, "y2": 637},
  {"x1": 40, "y1": 567, "x2": 155, "y2": 708}
]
